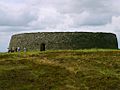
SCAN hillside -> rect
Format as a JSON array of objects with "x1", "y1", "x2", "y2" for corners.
[{"x1": 0, "y1": 50, "x2": 120, "y2": 90}]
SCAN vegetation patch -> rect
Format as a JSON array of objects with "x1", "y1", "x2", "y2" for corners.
[{"x1": 0, "y1": 49, "x2": 120, "y2": 90}]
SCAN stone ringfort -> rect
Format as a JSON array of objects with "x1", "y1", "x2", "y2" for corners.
[{"x1": 9, "y1": 32, "x2": 118, "y2": 51}]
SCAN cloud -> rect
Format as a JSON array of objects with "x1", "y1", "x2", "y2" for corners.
[
  {"x1": 0, "y1": 0, "x2": 120, "y2": 30},
  {"x1": 0, "y1": 1, "x2": 36, "y2": 26},
  {"x1": 107, "y1": 16, "x2": 120, "y2": 32},
  {"x1": 0, "y1": 32, "x2": 11, "y2": 52},
  {"x1": 26, "y1": 0, "x2": 120, "y2": 29},
  {"x1": 28, "y1": 7, "x2": 75, "y2": 29}
]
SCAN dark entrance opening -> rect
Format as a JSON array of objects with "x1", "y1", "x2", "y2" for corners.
[{"x1": 40, "y1": 43, "x2": 45, "y2": 51}]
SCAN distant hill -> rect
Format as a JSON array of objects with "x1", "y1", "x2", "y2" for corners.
[{"x1": 0, "y1": 49, "x2": 120, "y2": 90}]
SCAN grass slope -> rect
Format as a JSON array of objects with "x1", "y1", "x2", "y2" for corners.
[{"x1": 0, "y1": 49, "x2": 120, "y2": 90}]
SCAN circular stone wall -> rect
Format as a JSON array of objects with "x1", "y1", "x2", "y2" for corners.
[{"x1": 9, "y1": 32, "x2": 118, "y2": 51}]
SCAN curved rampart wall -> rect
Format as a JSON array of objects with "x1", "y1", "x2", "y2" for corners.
[{"x1": 9, "y1": 32, "x2": 118, "y2": 51}]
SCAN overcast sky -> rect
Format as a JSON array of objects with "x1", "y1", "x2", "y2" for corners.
[{"x1": 0, "y1": 0, "x2": 120, "y2": 52}]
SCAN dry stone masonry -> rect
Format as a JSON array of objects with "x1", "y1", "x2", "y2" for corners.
[{"x1": 9, "y1": 32, "x2": 118, "y2": 51}]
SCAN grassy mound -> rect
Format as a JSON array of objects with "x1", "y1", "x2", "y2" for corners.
[{"x1": 0, "y1": 49, "x2": 120, "y2": 90}]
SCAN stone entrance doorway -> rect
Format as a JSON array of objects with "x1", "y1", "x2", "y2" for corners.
[{"x1": 40, "y1": 43, "x2": 45, "y2": 51}]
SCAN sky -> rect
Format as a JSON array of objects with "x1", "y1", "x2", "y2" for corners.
[{"x1": 0, "y1": 0, "x2": 120, "y2": 52}]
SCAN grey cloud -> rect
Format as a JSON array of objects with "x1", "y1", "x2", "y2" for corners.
[
  {"x1": 0, "y1": 26, "x2": 31, "y2": 33},
  {"x1": 0, "y1": 0, "x2": 120, "y2": 28},
  {"x1": 0, "y1": 13, "x2": 36, "y2": 26},
  {"x1": 27, "y1": 0, "x2": 120, "y2": 27},
  {"x1": 0, "y1": 2, "x2": 37, "y2": 26}
]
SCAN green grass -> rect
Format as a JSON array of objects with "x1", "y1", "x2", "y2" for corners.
[{"x1": 0, "y1": 49, "x2": 120, "y2": 90}]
